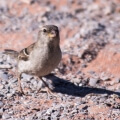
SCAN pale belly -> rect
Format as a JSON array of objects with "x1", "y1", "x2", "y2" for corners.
[{"x1": 18, "y1": 47, "x2": 61, "y2": 77}]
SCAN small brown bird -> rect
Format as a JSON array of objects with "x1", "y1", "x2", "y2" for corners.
[{"x1": 4, "y1": 25, "x2": 62, "y2": 95}]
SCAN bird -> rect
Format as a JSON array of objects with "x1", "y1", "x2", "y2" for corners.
[{"x1": 4, "y1": 25, "x2": 62, "y2": 96}]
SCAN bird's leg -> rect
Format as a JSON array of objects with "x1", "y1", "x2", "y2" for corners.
[
  {"x1": 39, "y1": 77, "x2": 57, "y2": 97},
  {"x1": 17, "y1": 73, "x2": 24, "y2": 95}
]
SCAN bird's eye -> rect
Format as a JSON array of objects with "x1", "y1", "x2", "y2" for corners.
[{"x1": 43, "y1": 29, "x2": 47, "y2": 32}]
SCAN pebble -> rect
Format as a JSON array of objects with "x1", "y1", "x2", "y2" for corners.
[
  {"x1": 0, "y1": 108, "x2": 3, "y2": 115},
  {"x1": 72, "y1": 78, "x2": 81, "y2": 84},
  {"x1": 0, "y1": 64, "x2": 12, "y2": 69},
  {"x1": 114, "y1": 78, "x2": 120, "y2": 84},
  {"x1": 31, "y1": 79, "x2": 38, "y2": 88},
  {"x1": 2, "y1": 113, "x2": 11, "y2": 119},
  {"x1": 0, "y1": 72, "x2": 8, "y2": 80},
  {"x1": 100, "y1": 76, "x2": 110, "y2": 81},
  {"x1": 71, "y1": 109, "x2": 78, "y2": 114},
  {"x1": 46, "y1": 109, "x2": 52, "y2": 115},
  {"x1": 89, "y1": 78, "x2": 98, "y2": 86},
  {"x1": 22, "y1": 73, "x2": 33, "y2": 80},
  {"x1": 60, "y1": 116, "x2": 68, "y2": 120},
  {"x1": 0, "y1": 101, "x2": 3, "y2": 108},
  {"x1": 0, "y1": 84, "x2": 4, "y2": 90},
  {"x1": 10, "y1": 78, "x2": 17, "y2": 83},
  {"x1": 7, "y1": 93, "x2": 13, "y2": 98},
  {"x1": 37, "y1": 80, "x2": 43, "y2": 90}
]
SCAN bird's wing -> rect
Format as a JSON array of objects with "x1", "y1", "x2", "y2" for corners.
[{"x1": 18, "y1": 43, "x2": 35, "y2": 61}]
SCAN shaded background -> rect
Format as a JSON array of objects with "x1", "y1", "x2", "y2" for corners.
[
  {"x1": 1, "y1": 0, "x2": 120, "y2": 79},
  {"x1": 0, "y1": 0, "x2": 120, "y2": 119}
]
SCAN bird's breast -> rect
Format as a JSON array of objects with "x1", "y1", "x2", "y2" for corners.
[
  {"x1": 29, "y1": 46, "x2": 61, "y2": 76},
  {"x1": 18, "y1": 46, "x2": 61, "y2": 76}
]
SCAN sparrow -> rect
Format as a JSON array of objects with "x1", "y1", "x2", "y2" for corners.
[{"x1": 4, "y1": 25, "x2": 62, "y2": 96}]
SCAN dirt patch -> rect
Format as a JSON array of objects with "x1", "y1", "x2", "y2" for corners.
[{"x1": 83, "y1": 44, "x2": 120, "y2": 78}]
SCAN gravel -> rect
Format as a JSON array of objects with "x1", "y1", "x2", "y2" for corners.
[{"x1": 0, "y1": 0, "x2": 120, "y2": 119}]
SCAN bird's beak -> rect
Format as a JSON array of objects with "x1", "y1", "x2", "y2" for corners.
[{"x1": 48, "y1": 30, "x2": 56, "y2": 38}]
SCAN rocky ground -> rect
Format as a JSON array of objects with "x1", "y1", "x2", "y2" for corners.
[{"x1": 0, "y1": 0, "x2": 120, "y2": 120}]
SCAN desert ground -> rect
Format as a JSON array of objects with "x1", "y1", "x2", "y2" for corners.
[{"x1": 0, "y1": 0, "x2": 120, "y2": 120}]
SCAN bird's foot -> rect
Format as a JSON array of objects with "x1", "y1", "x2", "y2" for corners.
[{"x1": 38, "y1": 87, "x2": 57, "y2": 98}]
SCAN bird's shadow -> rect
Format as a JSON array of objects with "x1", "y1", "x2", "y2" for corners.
[{"x1": 45, "y1": 74, "x2": 120, "y2": 97}]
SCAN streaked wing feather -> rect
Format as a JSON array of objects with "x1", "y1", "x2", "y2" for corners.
[{"x1": 18, "y1": 43, "x2": 35, "y2": 61}]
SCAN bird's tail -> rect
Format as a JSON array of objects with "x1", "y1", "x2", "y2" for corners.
[{"x1": 3, "y1": 49, "x2": 19, "y2": 59}]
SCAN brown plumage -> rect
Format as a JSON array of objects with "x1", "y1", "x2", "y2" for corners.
[{"x1": 4, "y1": 25, "x2": 62, "y2": 95}]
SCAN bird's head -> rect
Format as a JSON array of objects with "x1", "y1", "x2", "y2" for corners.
[{"x1": 38, "y1": 25, "x2": 60, "y2": 46}]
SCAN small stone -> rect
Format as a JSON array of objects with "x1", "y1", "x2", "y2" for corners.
[
  {"x1": 101, "y1": 76, "x2": 110, "y2": 81},
  {"x1": 51, "y1": 113, "x2": 58, "y2": 120},
  {"x1": 79, "y1": 83, "x2": 83, "y2": 86},
  {"x1": 99, "y1": 97, "x2": 107, "y2": 103},
  {"x1": 71, "y1": 109, "x2": 77, "y2": 114},
  {"x1": 0, "y1": 101, "x2": 3, "y2": 108},
  {"x1": 100, "y1": 73, "x2": 110, "y2": 81},
  {"x1": 114, "y1": 78, "x2": 120, "y2": 84},
  {"x1": 31, "y1": 79, "x2": 38, "y2": 87},
  {"x1": 89, "y1": 71, "x2": 95, "y2": 75},
  {"x1": 0, "y1": 108, "x2": 3, "y2": 114},
  {"x1": 2, "y1": 113, "x2": 11, "y2": 119},
  {"x1": 37, "y1": 80, "x2": 43, "y2": 90},
  {"x1": 0, "y1": 84, "x2": 4, "y2": 90},
  {"x1": 60, "y1": 116, "x2": 68, "y2": 120},
  {"x1": 0, "y1": 72, "x2": 8, "y2": 80},
  {"x1": 22, "y1": 73, "x2": 32, "y2": 80},
  {"x1": 7, "y1": 93, "x2": 13, "y2": 98},
  {"x1": 0, "y1": 64, "x2": 12, "y2": 69},
  {"x1": 11, "y1": 78, "x2": 17, "y2": 83},
  {"x1": 104, "y1": 6, "x2": 113, "y2": 15},
  {"x1": 36, "y1": 112, "x2": 42, "y2": 118},
  {"x1": 46, "y1": 109, "x2": 52, "y2": 115},
  {"x1": 72, "y1": 78, "x2": 81, "y2": 84},
  {"x1": 89, "y1": 78, "x2": 98, "y2": 86}
]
